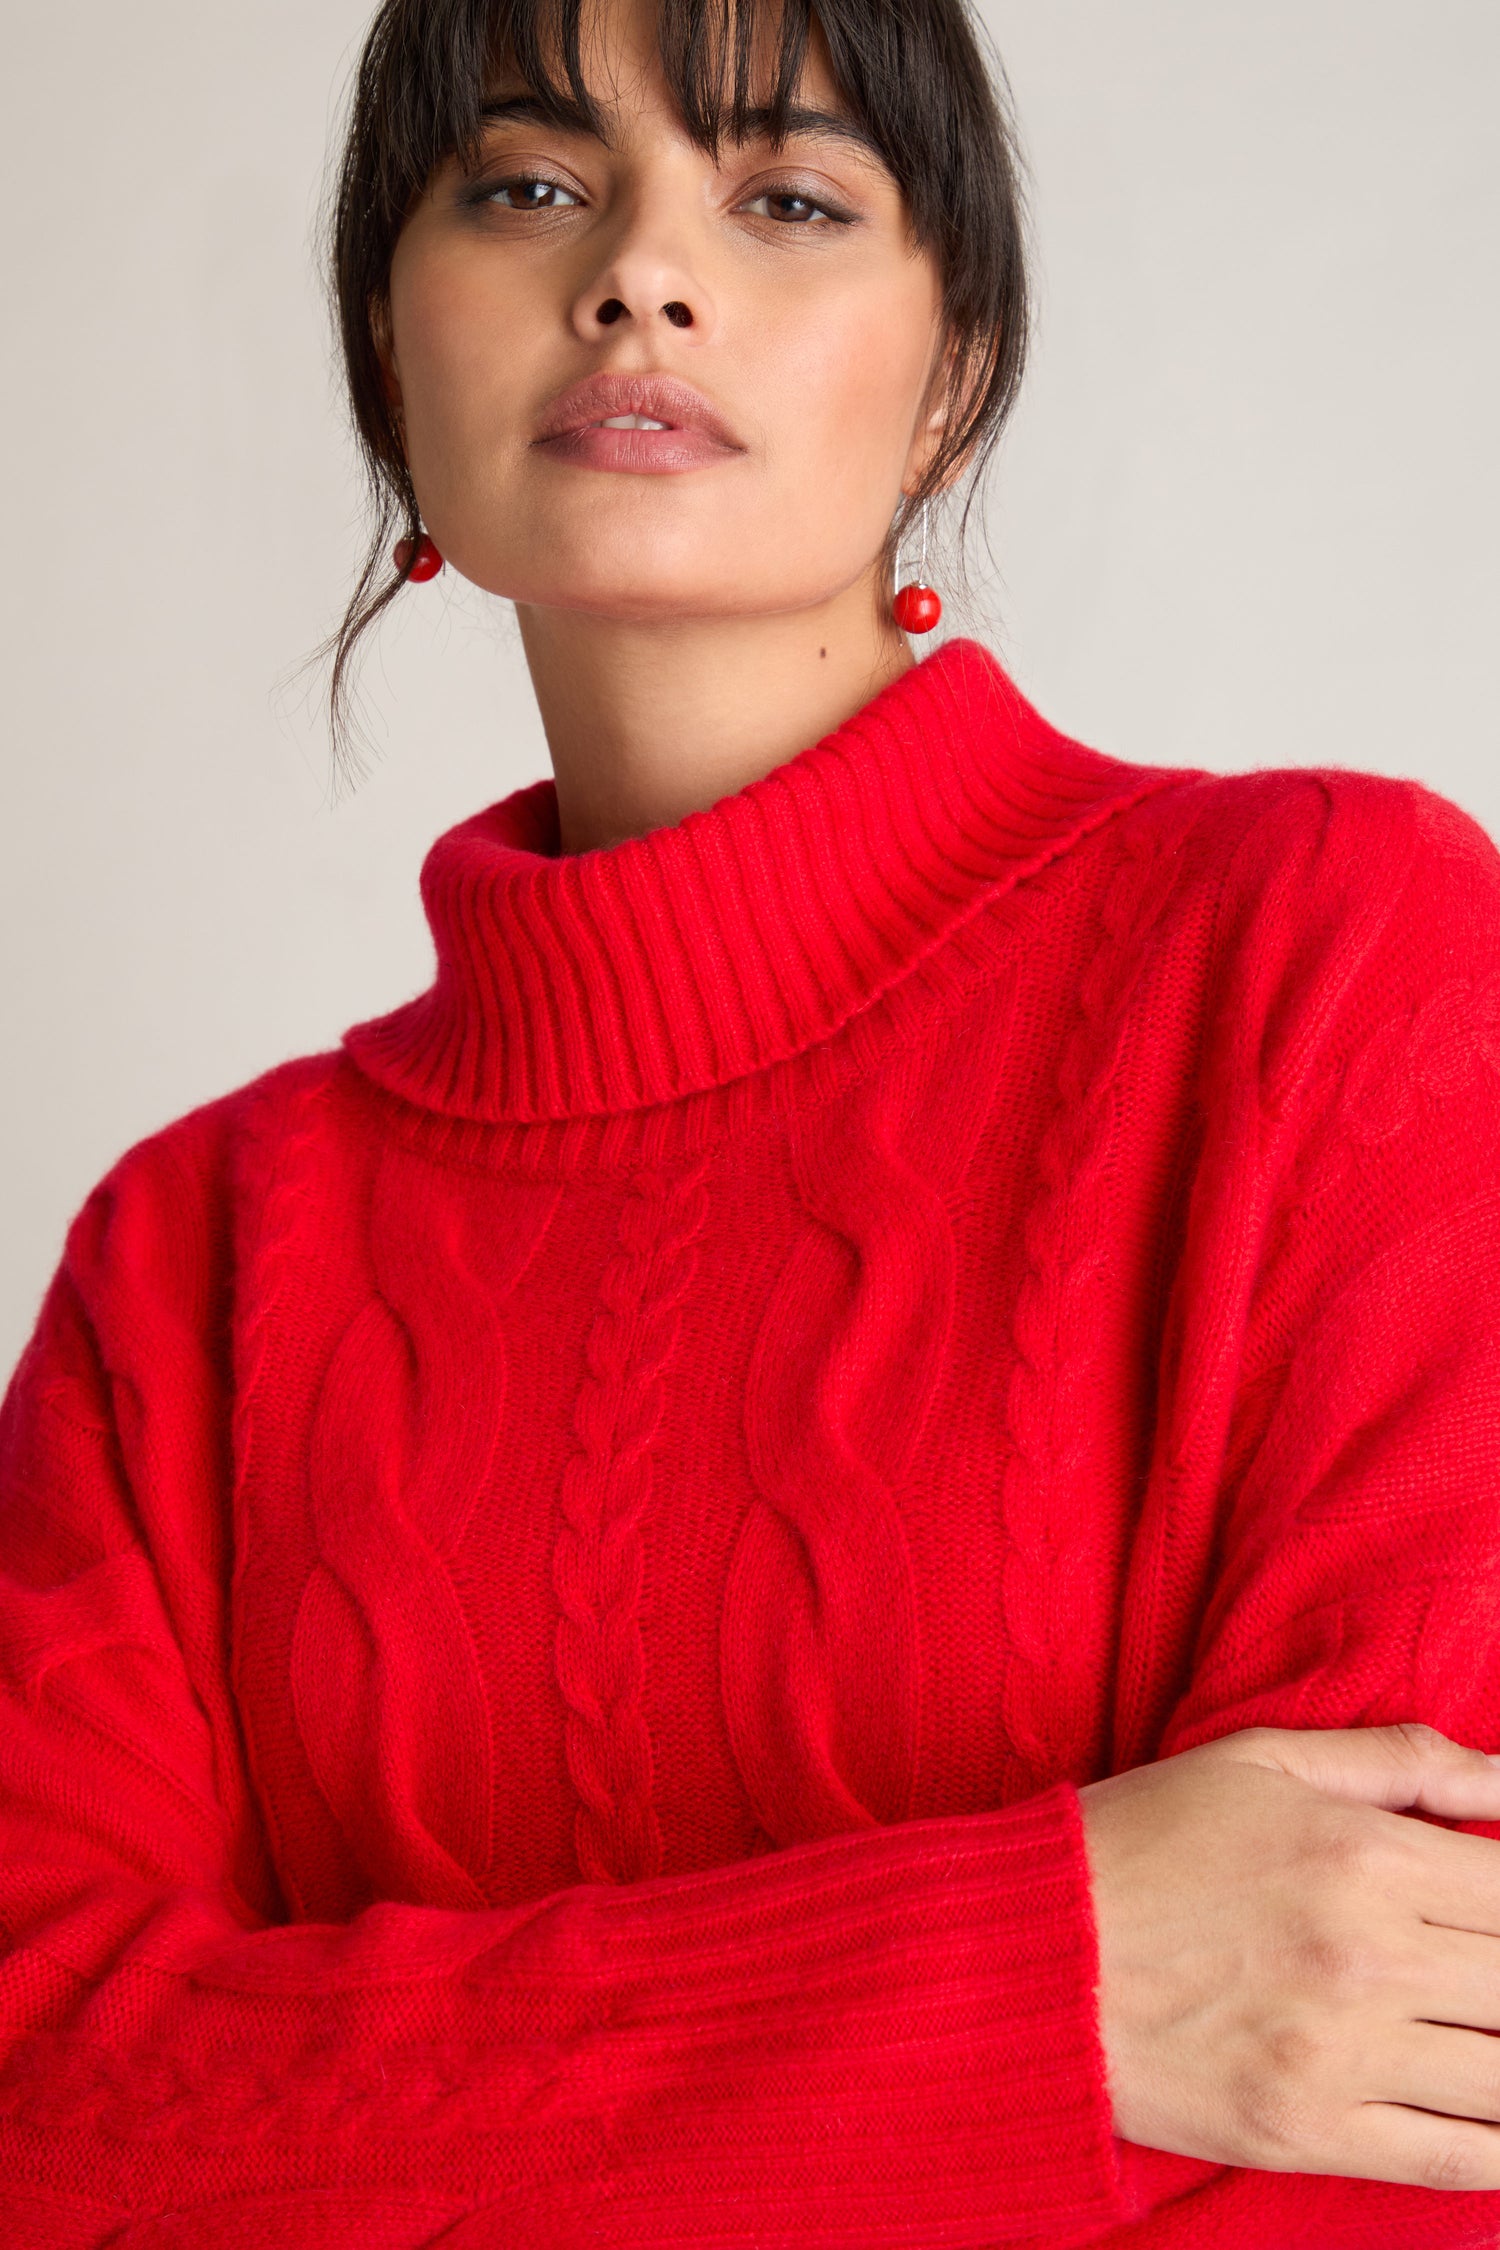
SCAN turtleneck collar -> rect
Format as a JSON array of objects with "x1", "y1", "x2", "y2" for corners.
[{"x1": 342, "y1": 638, "x2": 1181, "y2": 1125}]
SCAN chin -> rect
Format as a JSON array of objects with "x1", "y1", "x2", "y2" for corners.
[{"x1": 473, "y1": 551, "x2": 803, "y2": 621}]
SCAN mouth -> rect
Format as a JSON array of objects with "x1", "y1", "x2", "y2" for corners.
[{"x1": 532, "y1": 371, "x2": 746, "y2": 450}]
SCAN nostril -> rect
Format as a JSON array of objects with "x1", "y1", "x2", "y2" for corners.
[
  {"x1": 661, "y1": 301, "x2": 693, "y2": 329},
  {"x1": 597, "y1": 297, "x2": 628, "y2": 325}
]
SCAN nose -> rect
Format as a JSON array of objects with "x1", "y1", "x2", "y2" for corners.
[
  {"x1": 597, "y1": 296, "x2": 694, "y2": 329},
  {"x1": 570, "y1": 206, "x2": 716, "y2": 344}
]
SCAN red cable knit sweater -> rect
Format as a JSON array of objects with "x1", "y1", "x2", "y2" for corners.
[{"x1": 5, "y1": 638, "x2": 1500, "y2": 2246}]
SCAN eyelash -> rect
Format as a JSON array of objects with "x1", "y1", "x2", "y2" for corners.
[{"x1": 469, "y1": 172, "x2": 855, "y2": 227}]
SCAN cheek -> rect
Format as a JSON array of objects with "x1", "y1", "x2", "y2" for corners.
[
  {"x1": 390, "y1": 240, "x2": 542, "y2": 463},
  {"x1": 751, "y1": 271, "x2": 939, "y2": 523}
]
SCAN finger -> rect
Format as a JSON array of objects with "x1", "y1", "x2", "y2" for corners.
[
  {"x1": 1222, "y1": 1723, "x2": 1500, "y2": 1821},
  {"x1": 1397, "y1": 1823, "x2": 1500, "y2": 1941},
  {"x1": 1402, "y1": 1921, "x2": 1500, "y2": 2024},
  {"x1": 1384, "y1": 2021, "x2": 1500, "y2": 2128},
  {"x1": 1311, "y1": 2104, "x2": 1500, "y2": 2192}
]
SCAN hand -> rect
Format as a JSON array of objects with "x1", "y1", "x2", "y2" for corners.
[{"x1": 1076, "y1": 1723, "x2": 1500, "y2": 2191}]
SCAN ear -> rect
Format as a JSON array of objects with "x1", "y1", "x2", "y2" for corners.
[
  {"x1": 370, "y1": 294, "x2": 405, "y2": 430},
  {"x1": 902, "y1": 328, "x2": 963, "y2": 497}
]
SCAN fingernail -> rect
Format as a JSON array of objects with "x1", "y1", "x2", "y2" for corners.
[{"x1": 1486, "y1": 1753, "x2": 1500, "y2": 1764}]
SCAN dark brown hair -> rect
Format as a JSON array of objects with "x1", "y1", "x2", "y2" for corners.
[{"x1": 318, "y1": 0, "x2": 1031, "y2": 785}]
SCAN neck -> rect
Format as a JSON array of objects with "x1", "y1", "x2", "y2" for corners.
[{"x1": 515, "y1": 571, "x2": 914, "y2": 855}]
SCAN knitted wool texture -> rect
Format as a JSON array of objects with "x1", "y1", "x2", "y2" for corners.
[{"x1": 4, "y1": 638, "x2": 1500, "y2": 2245}]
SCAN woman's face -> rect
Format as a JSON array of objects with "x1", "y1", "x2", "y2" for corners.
[{"x1": 381, "y1": 0, "x2": 948, "y2": 624}]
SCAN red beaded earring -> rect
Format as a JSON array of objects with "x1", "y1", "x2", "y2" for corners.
[
  {"x1": 892, "y1": 497, "x2": 942, "y2": 634},
  {"x1": 394, "y1": 532, "x2": 444, "y2": 582}
]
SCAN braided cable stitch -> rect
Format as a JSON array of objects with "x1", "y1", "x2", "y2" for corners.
[
  {"x1": 999, "y1": 802, "x2": 1189, "y2": 1786},
  {"x1": 553, "y1": 1156, "x2": 713, "y2": 1884}
]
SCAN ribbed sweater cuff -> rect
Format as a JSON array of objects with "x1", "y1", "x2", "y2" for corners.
[{"x1": 595, "y1": 1779, "x2": 1125, "y2": 2244}]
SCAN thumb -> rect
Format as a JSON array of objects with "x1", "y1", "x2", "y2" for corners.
[{"x1": 1218, "y1": 1721, "x2": 1500, "y2": 1820}]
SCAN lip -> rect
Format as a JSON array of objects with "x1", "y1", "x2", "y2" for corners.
[{"x1": 532, "y1": 371, "x2": 746, "y2": 454}]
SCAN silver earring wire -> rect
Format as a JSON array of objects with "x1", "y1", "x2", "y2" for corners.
[{"x1": 894, "y1": 497, "x2": 929, "y2": 592}]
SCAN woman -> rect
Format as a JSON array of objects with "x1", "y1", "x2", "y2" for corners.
[{"x1": 3, "y1": 0, "x2": 1500, "y2": 2240}]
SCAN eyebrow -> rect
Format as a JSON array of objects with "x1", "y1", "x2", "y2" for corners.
[{"x1": 476, "y1": 92, "x2": 887, "y2": 166}]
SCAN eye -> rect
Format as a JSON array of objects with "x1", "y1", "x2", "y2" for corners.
[
  {"x1": 739, "y1": 185, "x2": 852, "y2": 226},
  {"x1": 484, "y1": 174, "x2": 583, "y2": 211}
]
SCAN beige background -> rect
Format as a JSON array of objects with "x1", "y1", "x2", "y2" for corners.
[{"x1": 2, "y1": 1, "x2": 1497, "y2": 1377}]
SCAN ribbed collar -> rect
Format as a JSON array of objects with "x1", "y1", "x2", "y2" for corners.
[{"x1": 342, "y1": 638, "x2": 1180, "y2": 1125}]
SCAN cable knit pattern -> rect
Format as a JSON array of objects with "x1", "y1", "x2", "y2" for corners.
[
  {"x1": 292, "y1": 1141, "x2": 565, "y2": 1907},
  {"x1": 998, "y1": 798, "x2": 1191, "y2": 1788},
  {"x1": 723, "y1": 1011, "x2": 997, "y2": 1845},
  {"x1": 6, "y1": 641, "x2": 1500, "y2": 2246},
  {"x1": 554, "y1": 1156, "x2": 712, "y2": 1884}
]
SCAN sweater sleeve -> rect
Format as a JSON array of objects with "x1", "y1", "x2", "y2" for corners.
[
  {"x1": 0, "y1": 1127, "x2": 1127, "y2": 2244},
  {"x1": 1114, "y1": 773, "x2": 1500, "y2": 2247}
]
